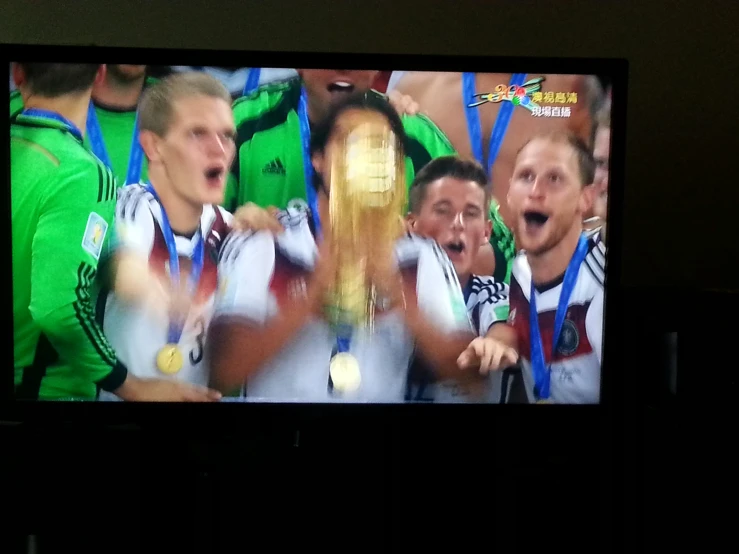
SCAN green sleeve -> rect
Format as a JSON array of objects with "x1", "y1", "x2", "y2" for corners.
[
  {"x1": 402, "y1": 112, "x2": 457, "y2": 174},
  {"x1": 30, "y1": 160, "x2": 128, "y2": 392},
  {"x1": 488, "y1": 200, "x2": 515, "y2": 285},
  {"x1": 10, "y1": 90, "x2": 23, "y2": 117}
]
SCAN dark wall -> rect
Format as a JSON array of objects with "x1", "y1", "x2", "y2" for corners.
[{"x1": 2, "y1": 0, "x2": 736, "y2": 290}]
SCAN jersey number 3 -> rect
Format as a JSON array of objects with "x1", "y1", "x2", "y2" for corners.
[{"x1": 189, "y1": 316, "x2": 206, "y2": 365}]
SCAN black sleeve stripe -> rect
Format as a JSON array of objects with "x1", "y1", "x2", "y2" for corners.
[
  {"x1": 404, "y1": 137, "x2": 433, "y2": 179},
  {"x1": 105, "y1": 166, "x2": 115, "y2": 201},
  {"x1": 219, "y1": 232, "x2": 254, "y2": 266},
  {"x1": 96, "y1": 163, "x2": 105, "y2": 203},
  {"x1": 117, "y1": 185, "x2": 148, "y2": 222},
  {"x1": 73, "y1": 263, "x2": 118, "y2": 369},
  {"x1": 583, "y1": 256, "x2": 605, "y2": 288}
]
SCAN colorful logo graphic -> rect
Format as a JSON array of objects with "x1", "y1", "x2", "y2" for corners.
[{"x1": 469, "y1": 77, "x2": 579, "y2": 118}]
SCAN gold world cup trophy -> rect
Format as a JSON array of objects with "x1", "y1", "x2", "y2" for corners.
[{"x1": 324, "y1": 110, "x2": 407, "y2": 393}]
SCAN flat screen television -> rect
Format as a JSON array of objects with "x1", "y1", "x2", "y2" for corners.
[{"x1": 1, "y1": 45, "x2": 627, "y2": 435}]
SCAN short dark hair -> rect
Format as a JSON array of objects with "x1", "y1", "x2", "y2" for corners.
[
  {"x1": 409, "y1": 156, "x2": 490, "y2": 215},
  {"x1": 517, "y1": 131, "x2": 596, "y2": 187},
  {"x1": 309, "y1": 91, "x2": 408, "y2": 192},
  {"x1": 17, "y1": 63, "x2": 101, "y2": 97}
]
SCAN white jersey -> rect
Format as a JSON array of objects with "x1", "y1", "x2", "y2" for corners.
[
  {"x1": 214, "y1": 208, "x2": 473, "y2": 403},
  {"x1": 98, "y1": 184, "x2": 232, "y2": 401},
  {"x1": 407, "y1": 275, "x2": 512, "y2": 404},
  {"x1": 508, "y1": 234, "x2": 605, "y2": 404}
]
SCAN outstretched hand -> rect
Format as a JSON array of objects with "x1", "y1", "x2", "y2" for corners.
[{"x1": 457, "y1": 336, "x2": 519, "y2": 374}]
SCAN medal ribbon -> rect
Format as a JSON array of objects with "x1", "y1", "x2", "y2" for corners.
[
  {"x1": 297, "y1": 86, "x2": 322, "y2": 239},
  {"x1": 242, "y1": 68, "x2": 261, "y2": 96},
  {"x1": 328, "y1": 324, "x2": 354, "y2": 393},
  {"x1": 144, "y1": 184, "x2": 205, "y2": 345},
  {"x1": 87, "y1": 102, "x2": 145, "y2": 186},
  {"x1": 21, "y1": 108, "x2": 84, "y2": 142},
  {"x1": 528, "y1": 234, "x2": 589, "y2": 401},
  {"x1": 463, "y1": 72, "x2": 527, "y2": 176}
]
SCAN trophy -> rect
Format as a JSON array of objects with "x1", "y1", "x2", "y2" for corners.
[{"x1": 324, "y1": 110, "x2": 407, "y2": 392}]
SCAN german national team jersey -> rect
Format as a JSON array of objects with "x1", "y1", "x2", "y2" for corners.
[
  {"x1": 11, "y1": 111, "x2": 126, "y2": 400},
  {"x1": 10, "y1": 78, "x2": 155, "y2": 187},
  {"x1": 508, "y1": 235, "x2": 605, "y2": 404},
  {"x1": 214, "y1": 209, "x2": 473, "y2": 403},
  {"x1": 223, "y1": 77, "x2": 456, "y2": 214},
  {"x1": 97, "y1": 184, "x2": 232, "y2": 401},
  {"x1": 406, "y1": 275, "x2": 512, "y2": 404}
]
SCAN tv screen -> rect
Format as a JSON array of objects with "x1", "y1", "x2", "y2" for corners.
[{"x1": 4, "y1": 49, "x2": 624, "y2": 410}]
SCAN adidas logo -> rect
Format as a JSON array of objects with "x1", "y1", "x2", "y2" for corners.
[{"x1": 262, "y1": 158, "x2": 286, "y2": 175}]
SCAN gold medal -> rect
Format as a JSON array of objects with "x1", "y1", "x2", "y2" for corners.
[
  {"x1": 330, "y1": 353, "x2": 361, "y2": 393},
  {"x1": 156, "y1": 344, "x2": 184, "y2": 375}
]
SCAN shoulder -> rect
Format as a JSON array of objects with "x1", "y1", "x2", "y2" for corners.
[
  {"x1": 116, "y1": 183, "x2": 155, "y2": 221},
  {"x1": 582, "y1": 233, "x2": 606, "y2": 289},
  {"x1": 219, "y1": 229, "x2": 273, "y2": 269},
  {"x1": 395, "y1": 232, "x2": 443, "y2": 264},
  {"x1": 470, "y1": 275, "x2": 509, "y2": 302},
  {"x1": 400, "y1": 111, "x2": 455, "y2": 152},
  {"x1": 232, "y1": 77, "x2": 300, "y2": 125},
  {"x1": 9, "y1": 90, "x2": 23, "y2": 117}
]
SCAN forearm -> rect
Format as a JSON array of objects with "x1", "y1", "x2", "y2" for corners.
[
  {"x1": 485, "y1": 322, "x2": 519, "y2": 351},
  {"x1": 33, "y1": 303, "x2": 128, "y2": 393},
  {"x1": 207, "y1": 298, "x2": 315, "y2": 392},
  {"x1": 406, "y1": 310, "x2": 477, "y2": 382}
]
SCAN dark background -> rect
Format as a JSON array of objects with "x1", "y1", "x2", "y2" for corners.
[{"x1": 1, "y1": 0, "x2": 734, "y2": 550}]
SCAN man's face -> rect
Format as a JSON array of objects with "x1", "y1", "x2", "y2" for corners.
[
  {"x1": 107, "y1": 64, "x2": 147, "y2": 83},
  {"x1": 147, "y1": 94, "x2": 236, "y2": 207},
  {"x1": 298, "y1": 69, "x2": 379, "y2": 122},
  {"x1": 409, "y1": 177, "x2": 491, "y2": 279},
  {"x1": 507, "y1": 138, "x2": 590, "y2": 256}
]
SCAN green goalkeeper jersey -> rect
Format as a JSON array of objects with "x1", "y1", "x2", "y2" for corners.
[
  {"x1": 224, "y1": 78, "x2": 457, "y2": 214},
  {"x1": 489, "y1": 199, "x2": 515, "y2": 285},
  {"x1": 12, "y1": 110, "x2": 128, "y2": 400},
  {"x1": 10, "y1": 78, "x2": 155, "y2": 187}
]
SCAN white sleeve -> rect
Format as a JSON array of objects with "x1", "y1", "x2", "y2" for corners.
[
  {"x1": 475, "y1": 281, "x2": 511, "y2": 336},
  {"x1": 215, "y1": 230, "x2": 276, "y2": 325},
  {"x1": 414, "y1": 240, "x2": 474, "y2": 334},
  {"x1": 585, "y1": 288, "x2": 604, "y2": 365},
  {"x1": 114, "y1": 185, "x2": 154, "y2": 257}
]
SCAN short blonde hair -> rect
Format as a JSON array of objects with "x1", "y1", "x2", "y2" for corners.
[{"x1": 138, "y1": 72, "x2": 232, "y2": 136}]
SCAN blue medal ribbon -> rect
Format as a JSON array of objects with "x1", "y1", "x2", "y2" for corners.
[
  {"x1": 463, "y1": 72, "x2": 527, "y2": 176},
  {"x1": 297, "y1": 86, "x2": 322, "y2": 239},
  {"x1": 242, "y1": 68, "x2": 261, "y2": 96},
  {"x1": 144, "y1": 184, "x2": 205, "y2": 345},
  {"x1": 87, "y1": 102, "x2": 144, "y2": 186},
  {"x1": 21, "y1": 108, "x2": 84, "y2": 142},
  {"x1": 528, "y1": 234, "x2": 589, "y2": 401}
]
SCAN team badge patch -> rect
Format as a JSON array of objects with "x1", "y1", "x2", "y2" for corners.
[
  {"x1": 81, "y1": 212, "x2": 108, "y2": 260},
  {"x1": 557, "y1": 319, "x2": 580, "y2": 356}
]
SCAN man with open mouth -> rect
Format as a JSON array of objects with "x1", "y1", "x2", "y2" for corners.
[
  {"x1": 98, "y1": 72, "x2": 246, "y2": 401},
  {"x1": 222, "y1": 68, "x2": 456, "y2": 230},
  {"x1": 406, "y1": 156, "x2": 519, "y2": 403},
  {"x1": 499, "y1": 130, "x2": 606, "y2": 404}
]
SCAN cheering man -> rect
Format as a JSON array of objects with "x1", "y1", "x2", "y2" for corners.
[
  {"x1": 97, "y1": 72, "x2": 240, "y2": 401},
  {"x1": 11, "y1": 63, "x2": 216, "y2": 401},
  {"x1": 208, "y1": 92, "x2": 478, "y2": 402},
  {"x1": 223, "y1": 69, "x2": 452, "y2": 220},
  {"x1": 464, "y1": 131, "x2": 605, "y2": 404},
  {"x1": 406, "y1": 156, "x2": 518, "y2": 403}
]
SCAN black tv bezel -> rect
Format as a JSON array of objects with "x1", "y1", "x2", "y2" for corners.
[{"x1": 0, "y1": 44, "x2": 628, "y2": 434}]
